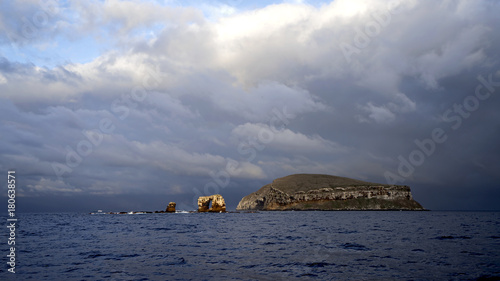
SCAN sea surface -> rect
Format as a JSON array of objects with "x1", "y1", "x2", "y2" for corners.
[{"x1": 1, "y1": 211, "x2": 500, "y2": 280}]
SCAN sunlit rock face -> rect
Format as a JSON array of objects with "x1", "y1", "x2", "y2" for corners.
[
  {"x1": 237, "y1": 174, "x2": 424, "y2": 211},
  {"x1": 166, "y1": 202, "x2": 176, "y2": 213},
  {"x1": 198, "y1": 195, "x2": 226, "y2": 212}
]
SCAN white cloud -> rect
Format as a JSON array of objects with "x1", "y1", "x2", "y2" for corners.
[
  {"x1": 357, "y1": 102, "x2": 396, "y2": 124},
  {"x1": 111, "y1": 139, "x2": 267, "y2": 179},
  {"x1": 3, "y1": 0, "x2": 494, "y2": 117},
  {"x1": 146, "y1": 92, "x2": 199, "y2": 120},
  {"x1": 24, "y1": 178, "x2": 82, "y2": 195},
  {"x1": 72, "y1": 0, "x2": 203, "y2": 36},
  {"x1": 0, "y1": 73, "x2": 7, "y2": 84},
  {"x1": 231, "y1": 123, "x2": 348, "y2": 153},
  {"x1": 411, "y1": 25, "x2": 489, "y2": 89},
  {"x1": 208, "y1": 81, "x2": 328, "y2": 122}
]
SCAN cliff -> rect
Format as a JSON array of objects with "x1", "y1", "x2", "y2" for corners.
[{"x1": 236, "y1": 174, "x2": 424, "y2": 211}]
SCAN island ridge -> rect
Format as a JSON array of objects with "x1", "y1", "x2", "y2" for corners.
[{"x1": 237, "y1": 174, "x2": 424, "y2": 211}]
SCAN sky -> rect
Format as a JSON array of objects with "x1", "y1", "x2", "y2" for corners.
[{"x1": 1, "y1": 0, "x2": 500, "y2": 212}]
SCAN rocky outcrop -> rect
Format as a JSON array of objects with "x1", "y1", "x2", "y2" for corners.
[
  {"x1": 198, "y1": 194, "x2": 226, "y2": 212},
  {"x1": 166, "y1": 202, "x2": 176, "y2": 213},
  {"x1": 236, "y1": 174, "x2": 424, "y2": 211}
]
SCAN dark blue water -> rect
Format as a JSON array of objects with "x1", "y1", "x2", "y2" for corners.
[{"x1": 1, "y1": 211, "x2": 500, "y2": 280}]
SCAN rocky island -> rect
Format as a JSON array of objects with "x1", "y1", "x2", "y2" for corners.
[
  {"x1": 166, "y1": 202, "x2": 176, "y2": 213},
  {"x1": 236, "y1": 174, "x2": 424, "y2": 211},
  {"x1": 198, "y1": 194, "x2": 226, "y2": 212}
]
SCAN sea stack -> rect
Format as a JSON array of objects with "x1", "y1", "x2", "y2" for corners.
[
  {"x1": 198, "y1": 194, "x2": 226, "y2": 212},
  {"x1": 166, "y1": 202, "x2": 176, "y2": 213},
  {"x1": 236, "y1": 174, "x2": 424, "y2": 211}
]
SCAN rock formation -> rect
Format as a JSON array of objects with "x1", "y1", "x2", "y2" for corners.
[
  {"x1": 198, "y1": 194, "x2": 226, "y2": 212},
  {"x1": 166, "y1": 202, "x2": 176, "y2": 213},
  {"x1": 236, "y1": 174, "x2": 424, "y2": 211}
]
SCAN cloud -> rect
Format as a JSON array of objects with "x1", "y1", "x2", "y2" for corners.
[
  {"x1": 24, "y1": 178, "x2": 82, "y2": 195},
  {"x1": 231, "y1": 123, "x2": 348, "y2": 153},
  {"x1": 0, "y1": 73, "x2": 7, "y2": 84},
  {"x1": 205, "y1": 81, "x2": 328, "y2": 122},
  {"x1": 130, "y1": 140, "x2": 266, "y2": 179},
  {"x1": 146, "y1": 92, "x2": 200, "y2": 120},
  {"x1": 1, "y1": 0, "x2": 500, "y2": 210},
  {"x1": 410, "y1": 25, "x2": 489, "y2": 89},
  {"x1": 357, "y1": 102, "x2": 396, "y2": 124}
]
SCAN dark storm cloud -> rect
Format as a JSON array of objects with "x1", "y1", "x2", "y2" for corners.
[{"x1": 0, "y1": 0, "x2": 500, "y2": 211}]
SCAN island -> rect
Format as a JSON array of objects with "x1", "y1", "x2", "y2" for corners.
[
  {"x1": 166, "y1": 202, "x2": 176, "y2": 213},
  {"x1": 198, "y1": 194, "x2": 226, "y2": 212},
  {"x1": 236, "y1": 174, "x2": 424, "y2": 211}
]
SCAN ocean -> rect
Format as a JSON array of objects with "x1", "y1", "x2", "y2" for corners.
[{"x1": 1, "y1": 211, "x2": 499, "y2": 280}]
